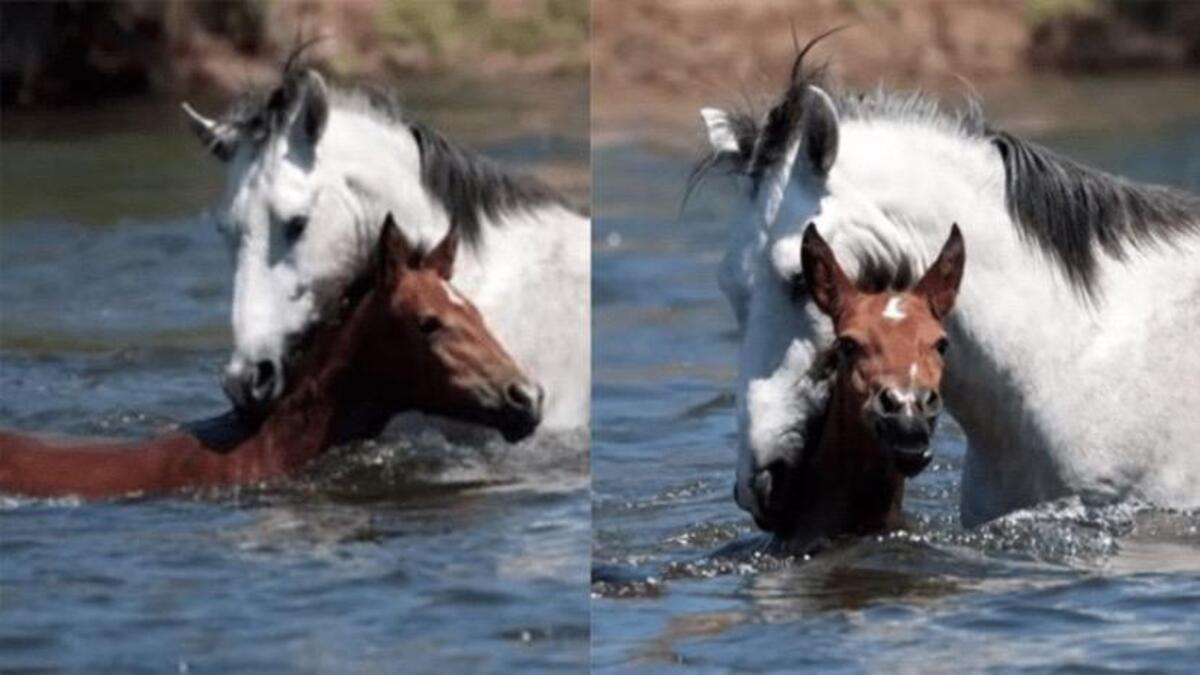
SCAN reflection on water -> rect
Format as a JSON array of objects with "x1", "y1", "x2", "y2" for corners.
[
  {"x1": 592, "y1": 96, "x2": 1200, "y2": 671},
  {"x1": 0, "y1": 77, "x2": 589, "y2": 673}
]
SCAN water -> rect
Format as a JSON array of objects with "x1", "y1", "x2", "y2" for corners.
[
  {"x1": 591, "y1": 108, "x2": 1200, "y2": 671},
  {"x1": 0, "y1": 77, "x2": 590, "y2": 672}
]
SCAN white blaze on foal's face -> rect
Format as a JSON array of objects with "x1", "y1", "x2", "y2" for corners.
[{"x1": 882, "y1": 296, "x2": 907, "y2": 321}]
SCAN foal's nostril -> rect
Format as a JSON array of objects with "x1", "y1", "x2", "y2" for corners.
[
  {"x1": 506, "y1": 382, "x2": 543, "y2": 417},
  {"x1": 920, "y1": 388, "x2": 942, "y2": 416},
  {"x1": 876, "y1": 388, "x2": 903, "y2": 415}
]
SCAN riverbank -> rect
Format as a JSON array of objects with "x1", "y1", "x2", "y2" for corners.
[
  {"x1": 0, "y1": 0, "x2": 588, "y2": 107},
  {"x1": 593, "y1": 0, "x2": 1200, "y2": 144}
]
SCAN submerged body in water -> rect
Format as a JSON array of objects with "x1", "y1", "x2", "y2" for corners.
[{"x1": 0, "y1": 217, "x2": 541, "y2": 499}]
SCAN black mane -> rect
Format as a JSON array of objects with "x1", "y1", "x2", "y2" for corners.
[
  {"x1": 409, "y1": 122, "x2": 567, "y2": 246},
  {"x1": 992, "y1": 132, "x2": 1200, "y2": 294}
]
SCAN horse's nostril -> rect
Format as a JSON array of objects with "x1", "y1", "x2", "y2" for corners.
[
  {"x1": 504, "y1": 384, "x2": 532, "y2": 410},
  {"x1": 877, "y1": 388, "x2": 903, "y2": 415},
  {"x1": 252, "y1": 360, "x2": 276, "y2": 395}
]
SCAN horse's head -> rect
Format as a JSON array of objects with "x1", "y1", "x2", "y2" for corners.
[
  {"x1": 760, "y1": 224, "x2": 964, "y2": 540},
  {"x1": 184, "y1": 64, "x2": 433, "y2": 418},
  {"x1": 698, "y1": 42, "x2": 964, "y2": 533},
  {"x1": 359, "y1": 214, "x2": 543, "y2": 442},
  {"x1": 185, "y1": 67, "x2": 336, "y2": 416},
  {"x1": 803, "y1": 223, "x2": 963, "y2": 473}
]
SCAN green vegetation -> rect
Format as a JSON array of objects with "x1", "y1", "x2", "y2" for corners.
[
  {"x1": 376, "y1": 0, "x2": 587, "y2": 61},
  {"x1": 1026, "y1": 0, "x2": 1099, "y2": 27}
]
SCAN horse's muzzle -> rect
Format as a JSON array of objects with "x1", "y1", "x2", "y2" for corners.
[
  {"x1": 874, "y1": 413, "x2": 936, "y2": 477},
  {"x1": 869, "y1": 386, "x2": 940, "y2": 477},
  {"x1": 222, "y1": 357, "x2": 283, "y2": 422},
  {"x1": 749, "y1": 458, "x2": 806, "y2": 538},
  {"x1": 495, "y1": 381, "x2": 544, "y2": 442}
]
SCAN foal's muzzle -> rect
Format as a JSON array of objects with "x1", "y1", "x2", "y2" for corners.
[
  {"x1": 869, "y1": 386, "x2": 941, "y2": 478},
  {"x1": 494, "y1": 380, "x2": 544, "y2": 443},
  {"x1": 222, "y1": 357, "x2": 283, "y2": 421}
]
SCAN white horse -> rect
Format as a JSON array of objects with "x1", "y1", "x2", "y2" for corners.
[
  {"x1": 697, "y1": 49, "x2": 1200, "y2": 529},
  {"x1": 183, "y1": 62, "x2": 589, "y2": 432}
]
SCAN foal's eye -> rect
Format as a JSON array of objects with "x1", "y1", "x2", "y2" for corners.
[
  {"x1": 418, "y1": 316, "x2": 443, "y2": 336},
  {"x1": 283, "y1": 216, "x2": 308, "y2": 244},
  {"x1": 836, "y1": 336, "x2": 862, "y2": 362},
  {"x1": 935, "y1": 336, "x2": 950, "y2": 356}
]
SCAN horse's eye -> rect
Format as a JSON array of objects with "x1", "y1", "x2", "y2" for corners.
[
  {"x1": 283, "y1": 216, "x2": 308, "y2": 245},
  {"x1": 935, "y1": 336, "x2": 950, "y2": 356},
  {"x1": 836, "y1": 336, "x2": 862, "y2": 362},
  {"x1": 418, "y1": 316, "x2": 443, "y2": 336}
]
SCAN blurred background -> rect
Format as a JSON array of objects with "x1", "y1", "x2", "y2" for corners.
[
  {"x1": 1, "y1": 0, "x2": 588, "y2": 105},
  {"x1": 594, "y1": 0, "x2": 1200, "y2": 139}
]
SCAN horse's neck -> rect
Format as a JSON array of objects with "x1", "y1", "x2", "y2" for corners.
[
  {"x1": 325, "y1": 108, "x2": 448, "y2": 242},
  {"x1": 805, "y1": 385, "x2": 904, "y2": 536},
  {"x1": 334, "y1": 108, "x2": 561, "y2": 301},
  {"x1": 253, "y1": 292, "x2": 378, "y2": 469}
]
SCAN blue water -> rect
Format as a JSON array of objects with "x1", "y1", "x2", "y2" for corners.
[
  {"x1": 591, "y1": 117, "x2": 1200, "y2": 672},
  {"x1": 0, "y1": 80, "x2": 590, "y2": 673}
]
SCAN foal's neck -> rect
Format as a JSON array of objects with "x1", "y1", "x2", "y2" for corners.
[
  {"x1": 803, "y1": 384, "x2": 905, "y2": 537},
  {"x1": 251, "y1": 289, "x2": 383, "y2": 469}
]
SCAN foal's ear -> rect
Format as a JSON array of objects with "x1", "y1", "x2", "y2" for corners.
[
  {"x1": 375, "y1": 213, "x2": 412, "y2": 286},
  {"x1": 424, "y1": 225, "x2": 460, "y2": 280},
  {"x1": 801, "y1": 224, "x2": 854, "y2": 318},
  {"x1": 914, "y1": 224, "x2": 966, "y2": 319}
]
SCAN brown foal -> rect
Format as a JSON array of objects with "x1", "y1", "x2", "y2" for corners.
[
  {"x1": 771, "y1": 224, "x2": 965, "y2": 545},
  {"x1": 0, "y1": 214, "x2": 542, "y2": 500}
]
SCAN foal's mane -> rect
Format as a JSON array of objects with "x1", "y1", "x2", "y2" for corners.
[
  {"x1": 694, "y1": 34, "x2": 1200, "y2": 297},
  {"x1": 217, "y1": 49, "x2": 571, "y2": 247}
]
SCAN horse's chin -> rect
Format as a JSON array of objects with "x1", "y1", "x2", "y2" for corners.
[
  {"x1": 499, "y1": 420, "x2": 537, "y2": 443},
  {"x1": 230, "y1": 402, "x2": 270, "y2": 431},
  {"x1": 886, "y1": 442, "x2": 933, "y2": 478},
  {"x1": 496, "y1": 410, "x2": 540, "y2": 443},
  {"x1": 459, "y1": 406, "x2": 540, "y2": 444}
]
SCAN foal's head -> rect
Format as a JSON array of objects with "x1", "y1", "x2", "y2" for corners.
[
  {"x1": 352, "y1": 214, "x2": 544, "y2": 442},
  {"x1": 769, "y1": 224, "x2": 964, "y2": 542}
]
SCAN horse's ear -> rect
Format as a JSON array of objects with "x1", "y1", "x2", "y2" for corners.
[
  {"x1": 424, "y1": 225, "x2": 460, "y2": 280},
  {"x1": 914, "y1": 224, "x2": 966, "y2": 320},
  {"x1": 801, "y1": 224, "x2": 854, "y2": 318},
  {"x1": 700, "y1": 107, "x2": 742, "y2": 157},
  {"x1": 279, "y1": 69, "x2": 329, "y2": 155},
  {"x1": 181, "y1": 102, "x2": 238, "y2": 162},
  {"x1": 803, "y1": 86, "x2": 839, "y2": 177},
  {"x1": 375, "y1": 213, "x2": 412, "y2": 287}
]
